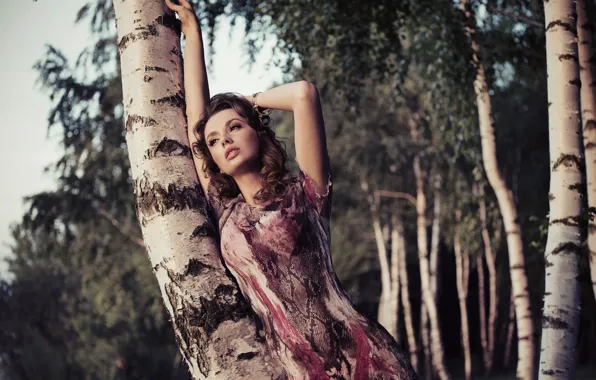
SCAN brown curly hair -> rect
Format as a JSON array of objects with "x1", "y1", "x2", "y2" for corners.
[{"x1": 192, "y1": 93, "x2": 291, "y2": 203}]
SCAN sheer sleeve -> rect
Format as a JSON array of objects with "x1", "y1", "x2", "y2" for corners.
[
  {"x1": 298, "y1": 169, "x2": 333, "y2": 220},
  {"x1": 205, "y1": 180, "x2": 236, "y2": 231}
]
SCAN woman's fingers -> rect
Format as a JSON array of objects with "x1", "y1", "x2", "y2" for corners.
[{"x1": 165, "y1": 0, "x2": 182, "y2": 11}]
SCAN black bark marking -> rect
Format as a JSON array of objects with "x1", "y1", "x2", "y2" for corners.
[
  {"x1": 549, "y1": 192, "x2": 555, "y2": 201},
  {"x1": 542, "y1": 315, "x2": 569, "y2": 329},
  {"x1": 568, "y1": 78, "x2": 581, "y2": 87},
  {"x1": 125, "y1": 114, "x2": 158, "y2": 132},
  {"x1": 558, "y1": 53, "x2": 579, "y2": 63},
  {"x1": 545, "y1": 259, "x2": 554, "y2": 268},
  {"x1": 551, "y1": 216, "x2": 581, "y2": 227},
  {"x1": 237, "y1": 351, "x2": 258, "y2": 360},
  {"x1": 146, "y1": 137, "x2": 191, "y2": 159},
  {"x1": 552, "y1": 153, "x2": 583, "y2": 171},
  {"x1": 151, "y1": 90, "x2": 185, "y2": 109},
  {"x1": 170, "y1": 46, "x2": 180, "y2": 55},
  {"x1": 118, "y1": 24, "x2": 158, "y2": 53},
  {"x1": 143, "y1": 75, "x2": 153, "y2": 83},
  {"x1": 551, "y1": 241, "x2": 582, "y2": 255},
  {"x1": 546, "y1": 20, "x2": 577, "y2": 35},
  {"x1": 191, "y1": 221, "x2": 219, "y2": 241},
  {"x1": 510, "y1": 264, "x2": 526, "y2": 270},
  {"x1": 144, "y1": 65, "x2": 168, "y2": 73},
  {"x1": 187, "y1": 258, "x2": 215, "y2": 276},
  {"x1": 135, "y1": 181, "x2": 207, "y2": 220},
  {"x1": 567, "y1": 182, "x2": 583, "y2": 193}
]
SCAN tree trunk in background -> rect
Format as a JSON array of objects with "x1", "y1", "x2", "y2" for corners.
[
  {"x1": 477, "y1": 184, "x2": 497, "y2": 373},
  {"x1": 540, "y1": 1, "x2": 583, "y2": 378},
  {"x1": 477, "y1": 254, "x2": 489, "y2": 372},
  {"x1": 429, "y1": 174, "x2": 441, "y2": 309},
  {"x1": 371, "y1": 201, "x2": 394, "y2": 336},
  {"x1": 454, "y1": 210, "x2": 472, "y2": 380},
  {"x1": 409, "y1": 105, "x2": 450, "y2": 380},
  {"x1": 112, "y1": 1, "x2": 278, "y2": 378},
  {"x1": 420, "y1": 303, "x2": 432, "y2": 380},
  {"x1": 391, "y1": 216, "x2": 402, "y2": 344},
  {"x1": 397, "y1": 215, "x2": 419, "y2": 373},
  {"x1": 459, "y1": 1, "x2": 535, "y2": 378},
  {"x1": 504, "y1": 290, "x2": 516, "y2": 369},
  {"x1": 577, "y1": 0, "x2": 596, "y2": 300}
]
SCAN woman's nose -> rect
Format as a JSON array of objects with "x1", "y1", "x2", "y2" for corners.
[{"x1": 222, "y1": 135, "x2": 233, "y2": 146}]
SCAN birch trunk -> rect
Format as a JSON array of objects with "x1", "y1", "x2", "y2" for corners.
[
  {"x1": 539, "y1": 1, "x2": 583, "y2": 378},
  {"x1": 397, "y1": 215, "x2": 420, "y2": 373},
  {"x1": 577, "y1": 0, "x2": 596, "y2": 300},
  {"x1": 430, "y1": 174, "x2": 441, "y2": 305},
  {"x1": 476, "y1": 254, "x2": 489, "y2": 373},
  {"x1": 504, "y1": 290, "x2": 516, "y2": 369},
  {"x1": 454, "y1": 210, "x2": 472, "y2": 380},
  {"x1": 372, "y1": 205, "x2": 394, "y2": 336},
  {"x1": 391, "y1": 216, "x2": 402, "y2": 343},
  {"x1": 409, "y1": 107, "x2": 450, "y2": 380},
  {"x1": 113, "y1": 2, "x2": 279, "y2": 378},
  {"x1": 477, "y1": 185, "x2": 497, "y2": 373},
  {"x1": 459, "y1": 1, "x2": 535, "y2": 377},
  {"x1": 420, "y1": 303, "x2": 432, "y2": 380}
]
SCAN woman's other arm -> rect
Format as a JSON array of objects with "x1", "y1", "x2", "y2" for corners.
[
  {"x1": 165, "y1": 0, "x2": 211, "y2": 195},
  {"x1": 246, "y1": 81, "x2": 330, "y2": 194}
]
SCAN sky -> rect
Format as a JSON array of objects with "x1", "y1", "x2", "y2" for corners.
[{"x1": 0, "y1": 0, "x2": 283, "y2": 279}]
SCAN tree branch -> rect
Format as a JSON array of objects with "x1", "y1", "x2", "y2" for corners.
[{"x1": 485, "y1": 5, "x2": 544, "y2": 28}]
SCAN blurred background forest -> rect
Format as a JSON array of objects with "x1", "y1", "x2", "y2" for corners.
[{"x1": 1, "y1": 0, "x2": 595, "y2": 379}]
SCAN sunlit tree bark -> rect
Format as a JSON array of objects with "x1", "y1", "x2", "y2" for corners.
[
  {"x1": 112, "y1": 1, "x2": 280, "y2": 378},
  {"x1": 539, "y1": 0, "x2": 583, "y2": 378},
  {"x1": 408, "y1": 103, "x2": 450, "y2": 380},
  {"x1": 459, "y1": 1, "x2": 535, "y2": 377}
]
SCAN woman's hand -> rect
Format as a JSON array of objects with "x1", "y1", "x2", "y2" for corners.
[{"x1": 165, "y1": 0, "x2": 199, "y2": 35}]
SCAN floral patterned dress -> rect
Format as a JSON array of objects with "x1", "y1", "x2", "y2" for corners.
[{"x1": 207, "y1": 169, "x2": 415, "y2": 380}]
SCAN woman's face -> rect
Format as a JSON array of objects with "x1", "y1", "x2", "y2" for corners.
[{"x1": 204, "y1": 108, "x2": 260, "y2": 176}]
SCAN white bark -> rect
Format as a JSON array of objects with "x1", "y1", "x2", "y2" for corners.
[
  {"x1": 397, "y1": 215, "x2": 419, "y2": 374},
  {"x1": 504, "y1": 290, "x2": 516, "y2": 369},
  {"x1": 390, "y1": 216, "x2": 401, "y2": 343},
  {"x1": 454, "y1": 210, "x2": 471, "y2": 380},
  {"x1": 372, "y1": 206, "x2": 394, "y2": 336},
  {"x1": 577, "y1": 0, "x2": 596, "y2": 301},
  {"x1": 476, "y1": 254, "x2": 489, "y2": 372},
  {"x1": 477, "y1": 184, "x2": 497, "y2": 373},
  {"x1": 113, "y1": 1, "x2": 278, "y2": 378},
  {"x1": 540, "y1": 1, "x2": 583, "y2": 378},
  {"x1": 459, "y1": 1, "x2": 535, "y2": 377},
  {"x1": 409, "y1": 108, "x2": 450, "y2": 380}
]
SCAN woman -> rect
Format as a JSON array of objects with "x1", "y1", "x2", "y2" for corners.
[{"x1": 165, "y1": 1, "x2": 415, "y2": 379}]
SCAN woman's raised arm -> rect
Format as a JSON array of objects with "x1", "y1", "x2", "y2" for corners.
[
  {"x1": 165, "y1": 0, "x2": 211, "y2": 194},
  {"x1": 246, "y1": 81, "x2": 330, "y2": 195}
]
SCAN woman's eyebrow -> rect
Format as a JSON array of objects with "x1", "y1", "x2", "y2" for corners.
[{"x1": 225, "y1": 118, "x2": 243, "y2": 127}]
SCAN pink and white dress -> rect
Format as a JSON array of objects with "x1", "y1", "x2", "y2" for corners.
[{"x1": 207, "y1": 170, "x2": 415, "y2": 380}]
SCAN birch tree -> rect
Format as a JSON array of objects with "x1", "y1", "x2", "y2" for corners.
[
  {"x1": 408, "y1": 99, "x2": 450, "y2": 380},
  {"x1": 454, "y1": 210, "x2": 472, "y2": 380},
  {"x1": 112, "y1": 1, "x2": 280, "y2": 378},
  {"x1": 458, "y1": 1, "x2": 535, "y2": 378},
  {"x1": 539, "y1": 0, "x2": 583, "y2": 378},
  {"x1": 576, "y1": 0, "x2": 596, "y2": 300}
]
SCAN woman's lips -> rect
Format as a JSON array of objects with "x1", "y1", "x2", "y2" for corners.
[{"x1": 225, "y1": 148, "x2": 240, "y2": 160}]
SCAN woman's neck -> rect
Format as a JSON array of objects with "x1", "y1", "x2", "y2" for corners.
[{"x1": 233, "y1": 170, "x2": 263, "y2": 206}]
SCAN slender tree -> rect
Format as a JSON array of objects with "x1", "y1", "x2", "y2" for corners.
[
  {"x1": 477, "y1": 184, "x2": 497, "y2": 373},
  {"x1": 577, "y1": 0, "x2": 596, "y2": 299},
  {"x1": 408, "y1": 99, "x2": 450, "y2": 380},
  {"x1": 477, "y1": 253, "x2": 489, "y2": 372},
  {"x1": 459, "y1": 1, "x2": 535, "y2": 378},
  {"x1": 539, "y1": 0, "x2": 583, "y2": 378},
  {"x1": 390, "y1": 215, "x2": 402, "y2": 343},
  {"x1": 454, "y1": 210, "x2": 472, "y2": 380},
  {"x1": 396, "y1": 214, "x2": 420, "y2": 374}
]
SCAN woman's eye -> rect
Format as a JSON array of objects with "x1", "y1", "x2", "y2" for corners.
[
  {"x1": 208, "y1": 139, "x2": 218, "y2": 147},
  {"x1": 230, "y1": 124, "x2": 240, "y2": 131}
]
